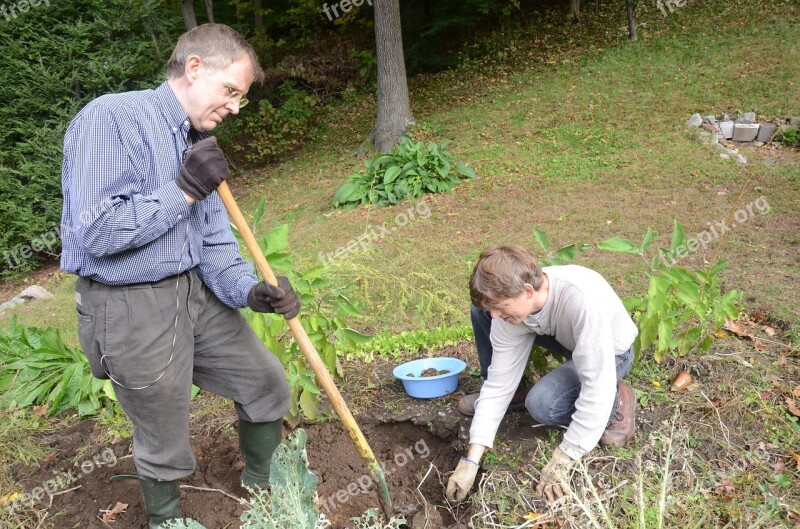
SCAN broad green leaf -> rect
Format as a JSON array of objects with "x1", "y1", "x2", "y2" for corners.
[
  {"x1": 298, "y1": 389, "x2": 318, "y2": 421},
  {"x1": 251, "y1": 197, "x2": 266, "y2": 232},
  {"x1": 532, "y1": 227, "x2": 550, "y2": 253},
  {"x1": 670, "y1": 220, "x2": 686, "y2": 254},
  {"x1": 383, "y1": 166, "x2": 402, "y2": 185},
  {"x1": 341, "y1": 328, "x2": 372, "y2": 347},
  {"x1": 597, "y1": 237, "x2": 639, "y2": 254},
  {"x1": 265, "y1": 224, "x2": 289, "y2": 253},
  {"x1": 641, "y1": 228, "x2": 655, "y2": 253},
  {"x1": 455, "y1": 164, "x2": 476, "y2": 179}
]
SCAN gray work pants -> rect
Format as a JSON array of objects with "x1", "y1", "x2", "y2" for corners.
[{"x1": 76, "y1": 269, "x2": 290, "y2": 481}]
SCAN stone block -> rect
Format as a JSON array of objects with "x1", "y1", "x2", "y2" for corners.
[
  {"x1": 756, "y1": 123, "x2": 777, "y2": 143},
  {"x1": 732, "y1": 123, "x2": 759, "y2": 142},
  {"x1": 735, "y1": 112, "x2": 757, "y2": 124},
  {"x1": 685, "y1": 113, "x2": 702, "y2": 129},
  {"x1": 703, "y1": 115, "x2": 716, "y2": 124},
  {"x1": 702, "y1": 122, "x2": 719, "y2": 133},
  {"x1": 719, "y1": 121, "x2": 734, "y2": 139},
  {"x1": 787, "y1": 117, "x2": 800, "y2": 126}
]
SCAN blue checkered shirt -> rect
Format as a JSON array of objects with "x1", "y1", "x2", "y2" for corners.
[{"x1": 60, "y1": 82, "x2": 258, "y2": 308}]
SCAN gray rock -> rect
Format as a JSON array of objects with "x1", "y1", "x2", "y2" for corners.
[
  {"x1": 735, "y1": 112, "x2": 757, "y2": 124},
  {"x1": 732, "y1": 123, "x2": 759, "y2": 142},
  {"x1": 0, "y1": 285, "x2": 54, "y2": 314},
  {"x1": 685, "y1": 113, "x2": 703, "y2": 129},
  {"x1": 737, "y1": 154, "x2": 747, "y2": 164},
  {"x1": 702, "y1": 122, "x2": 719, "y2": 133},
  {"x1": 787, "y1": 117, "x2": 800, "y2": 126},
  {"x1": 721, "y1": 113, "x2": 732, "y2": 121},
  {"x1": 756, "y1": 123, "x2": 778, "y2": 143},
  {"x1": 754, "y1": 141, "x2": 765, "y2": 147},
  {"x1": 703, "y1": 115, "x2": 716, "y2": 124},
  {"x1": 720, "y1": 153, "x2": 730, "y2": 159},
  {"x1": 719, "y1": 121, "x2": 734, "y2": 139}
]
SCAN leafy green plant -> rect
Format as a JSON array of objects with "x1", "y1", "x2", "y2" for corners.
[
  {"x1": 218, "y1": 81, "x2": 319, "y2": 167},
  {"x1": 342, "y1": 325, "x2": 473, "y2": 362},
  {"x1": 163, "y1": 430, "x2": 404, "y2": 529},
  {"x1": 532, "y1": 227, "x2": 591, "y2": 266},
  {"x1": 333, "y1": 136, "x2": 476, "y2": 210},
  {"x1": 778, "y1": 126, "x2": 799, "y2": 147},
  {"x1": 235, "y1": 202, "x2": 370, "y2": 426},
  {"x1": 0, "y1": 318, "x2": 117, "y2": 418},
  {"x1": 596, "y1": 221, "x2": 741, "y2": 361}
]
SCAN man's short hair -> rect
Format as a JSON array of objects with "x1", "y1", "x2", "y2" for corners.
[
  {"x1": 166, "y1": 23, "x2": 265, "y2": 83},
  {"x1": 470, "y1": 246, "x2": 544, "y2": 308}
]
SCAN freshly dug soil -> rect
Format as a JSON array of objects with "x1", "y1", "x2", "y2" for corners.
[{"x1": 409, "y1": 368, "x2": 451, "y2": 377}]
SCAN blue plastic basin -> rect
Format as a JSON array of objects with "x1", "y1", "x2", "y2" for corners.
[{"x1": 393, "y1": 357, "x2": 467, "y2": 399}]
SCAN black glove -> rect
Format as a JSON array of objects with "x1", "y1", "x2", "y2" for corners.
[
  {"x1": 247, "y1": 277, "x2": 301, "y2": 319},
  {"x1": 176, "y1": 137, "x2": 229, "y2": 201}
]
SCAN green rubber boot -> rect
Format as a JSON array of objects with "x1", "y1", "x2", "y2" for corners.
[
  {"x1": 112, "y1": 475, "x2": 204, "y2": 529},
  {"x1": 238, "y1": 419, "x2": 283, "y2": 489}
]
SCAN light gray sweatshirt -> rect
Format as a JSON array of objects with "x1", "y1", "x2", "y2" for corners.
[{"x1": 469, "y1": 265, "x2": 638, "y2": 460}]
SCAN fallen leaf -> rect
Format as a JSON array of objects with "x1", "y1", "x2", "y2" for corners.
[
  {"x1": 753, "y1": 339, "x2": 767, "y2": 352},
  {"x1": 724, "y1": 318, "x2": 756, "y2": 340},
  {"x1": 42, "y1": 453, "x2": 56, "y2": 463},
  {"x1": 793, "y1": 386, "x2": 800, "y2": 399},
  {"x1": 32, "y1": 404, "x2": 48, "y2": 417},
  {"x1": 100, "y1": 501, "x2": 128, "y2": 522},
  {"x1": 761, "y1": 325, "x2": 776, "y2": 337},
  {"x1": 778, "y1": 353, "x2": 788, "y2": 367},
  {"x1": 0, "y1": 492, "x2": 22, "y2": 506},
  {"x1": 524, "y1": 512, "x2": 543, "y2": 520},
  {"x1": 786, "y1": 398, "x2": 800, "y2": 418},
  {"x1": 714, "y1": 329, "x2": 729, "y2": 338}
]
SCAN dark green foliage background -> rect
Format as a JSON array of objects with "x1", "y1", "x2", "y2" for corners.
[{"x1": 0, "y1": 0, "x2": 178, "y2": 274}]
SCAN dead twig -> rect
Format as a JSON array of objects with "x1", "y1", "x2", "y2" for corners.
[
  {"x1": 179, "y1": 485, "x2": 242, "y2": 503},
  {"x1": 47, "y1": 484, "x2": 82, "y2": 509}
]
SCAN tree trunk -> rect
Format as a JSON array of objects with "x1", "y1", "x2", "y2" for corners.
[
  {"x1": 203, "y1": 0, "x2": 214, "y2": 23},
  {"x1": 626, "y1": 0, "x2": 638, "y2": 41},
  {"x1": 570, "y1": 0, "x2": 580, "y2": 23},
  {"x1": 373, "y1": 0, "x2": 414, "y2": 153},
  {"x1": 253, "y1": 0, "x2": 264, "y2": 32},
  {"x1": 181, "y1": 0, "x2": 197, "y2": 30}
]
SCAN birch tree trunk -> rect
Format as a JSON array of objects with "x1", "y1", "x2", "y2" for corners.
[
  {"x1": 626, "y1": 0, "x2": 638, "y2": 41},
  {"x1": 372, "y1": 0, "x2": 414, "y2": 153},
  {"x1": 570, "y1": 0, "x2": 580, "y2": 23}
]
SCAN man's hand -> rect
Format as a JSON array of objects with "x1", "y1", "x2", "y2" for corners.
[
  {"x1": 176, "y1": 137, "x2": 229, "y2": 201},
  {"x1": 445, "y1": 457, "x2": 480, "y2": 502},
  {"x1": 535, "y1": 447, "x2": 574, "y2": 502},
  {"x1": 247, "y1": 277, "x2": 301, "y2": 319}
]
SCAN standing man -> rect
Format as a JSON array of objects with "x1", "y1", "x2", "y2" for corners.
[
  {"x1": 446, "y1": 246, "x2": 638, "y2": 503},
  {"x1": 61, "y1": 24, "x2": 299, "y2": 528}
]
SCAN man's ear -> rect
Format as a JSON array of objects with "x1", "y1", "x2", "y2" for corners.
[
  {"x1": 185, "y1": 55, "x2": 203, "y2": 84},
  {"x1": 523, "y1": 283, "x2": 536, "y2": 297}
]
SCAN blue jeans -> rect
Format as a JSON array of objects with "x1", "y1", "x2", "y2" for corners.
[{"x1": 470, "y1": 304, "x2": 634, "y2": 425}]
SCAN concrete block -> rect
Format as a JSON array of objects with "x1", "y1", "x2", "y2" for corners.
[
  {"x1": 787, "y1": 117, "x2": 800, "y2": 126},
  {"x1": 719, "y1": 121, "x2": 734, "y2": 139},
  {"x1": 703, "y1": 115, "x2": 716, "y2": 124},
  {"x1": 732, "y1": 123, "x2": 759, "y2": 142},
  {"x1": 756, "y1": 123, "x2": 777, "y2": 143}
]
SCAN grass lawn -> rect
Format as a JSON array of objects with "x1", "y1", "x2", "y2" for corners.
[{"x1": 1, "y1": 0, "x2": 799, "y2": 527}]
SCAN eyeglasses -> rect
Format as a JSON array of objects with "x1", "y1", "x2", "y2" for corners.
[{"x1": 223, "y1": 83, "x2": 249, "y2": 108}]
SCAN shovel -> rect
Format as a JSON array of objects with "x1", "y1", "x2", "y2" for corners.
[{"x1": 216, "y1": 182, "x2": 393, "y2": 518}]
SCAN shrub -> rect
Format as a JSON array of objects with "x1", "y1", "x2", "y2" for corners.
[
  {"x1": 218, "y1": 81, "x2": 319, "y2": 167},
  {"x1": 333, "y1": 136, "x2": 476, "y2": 210},
  {"x1": 0, "y1": 0, "x2": 175, "y2": 276},
  {"x1": 778, "y1": 126, "x2": 799, "y2": 147},
  {"x1": 234, "y1": 206, "x2": 370, "y2": 426}
]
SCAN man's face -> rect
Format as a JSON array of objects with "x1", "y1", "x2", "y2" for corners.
[
  {"x1": 186, "y1": 56, "x2": 254, "y2": 132},
  {"x1": 486, "y1": 291, "x2": 534, "y2": 325}
]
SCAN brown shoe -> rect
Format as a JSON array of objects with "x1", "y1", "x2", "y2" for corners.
[
  {"x1": 457, "y1": 382, "x2": 530, "y2": 417},
  {"x1": 600, "y1": 381, "x2": 636, "y2": 447}
]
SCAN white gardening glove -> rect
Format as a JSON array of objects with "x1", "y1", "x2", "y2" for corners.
[
  {"x1": 445, "y1": 457, "x2": 480, "y2": 502},
  {"x1": 535, "y1": 447, "x2": 575, "y2": 502}
]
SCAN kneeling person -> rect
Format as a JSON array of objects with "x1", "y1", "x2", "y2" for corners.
[{"x1": 446, "y1": 246, "x2": 638, "y2": 503}]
